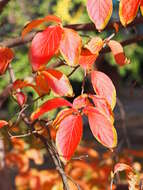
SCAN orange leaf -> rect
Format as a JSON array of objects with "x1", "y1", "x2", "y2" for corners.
[
  {"x1": 86, "y1": 0, "x2": 113, "y2": 30},
  {"x1": 119, "y1": 0, "x2": 140, "y2": 26},
  {"x1": 0, "y1": 120, "x2": 8, "y2": 129},
  {"x1": 108, "y1": 40, "x2": 130, "y2": 66},
  {"x1": 35, "y1": 73, "x2": 50, "y2": 95},
  {"x1": 79, "y1": 49, "x2": 98, "y2": 72},
  {"x1": 140, "y1": 0, "x2": 143, "y2": 15},
  {"x1": 56, "y1": 112, "x2": 83, "y2": 163},
  {"x1": 0, "y1": 47, "x2": 14, "y2": 75},
  {"x1": 85, "y1": 37, "x2": 104, "y2": 54},
  {"x1": 22, "y1": 14, "x2": 62, "y2": 38},
  {"x1": 31, "y1": 98, "x2": 72, "y2": 121},
  {"x1": 91, "y1": 71, "x2": 116, "y2": 110},
  {"x1": 29, "y1": 25, "x2": 63, "y2": 71},
  {"x1": 41, "y1": 69, "x2": 74, "y2": 97},
  {"x1": 59, "y1": 28, "x2": 82, "y2": 66},
  {"x1": 83, "y1": 106, "x2": 117, "y2": 148}
]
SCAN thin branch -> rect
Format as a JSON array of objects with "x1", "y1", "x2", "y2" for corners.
[
  {"x1": 0, "y1": 17, "x2": 143, "y2": 48},
  {"x1": 8, "y1": 64, "x2": 15, "y2": 82},
  {"x1": 67, "y1": 66, "x2": 79, "y2": 77},
  {"x1": 81, "y1": 72, "x2": 86, "y2": 94},
  {"x1": 8, "y1": 130, "x2": 37, "y2": 138},
  {"x1": 67, "y1": 175, "x2": 82, "y2": 190},
  {"x1": 116, "y1": 97, "x2": 130, "y2": 148}
]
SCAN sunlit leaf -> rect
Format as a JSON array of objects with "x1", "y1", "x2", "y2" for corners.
[
  {"x1": 89, "y1": 95, "x2": 114, "y2": 124},
  {"x1": 53, "y1": 108, "x2": 75, "y2": 128},
  {"x1": 119, "y1": 0, "x2": 140, "y2": 26},
  {"x1": 22, "y1": 14, "x2": 62, "y2": 38},
  {"x1": 108, "y1": 40, "x2": 130, "y2": 66},
  {"x1": 91, "y1": 71, "x2": 116, "y2": 110},
  {"x1": 41, "y1": 69, "x2": 74, "y2": 97},
  {"x1": 86, "y1": 0, "x2": 113, "y2": 30},
  {"x1": 0, "y1": 120, "x2": 8, "y2": 129},
  {"x1": 83, "y1": 106, "x2": 117, "y2": 148},
  {"x1": 56, "y1": 112, "x2": 83, "y2": 162},
  {"x1": 31, "y1": 98, "x2": 72, "y2": 121},
  {"x1": 59, "y1": 28, "x2": 82, "y2": 66},
  {"x1": 0, "y1": 47, "x2": 14, "y2": 75},
  {"x1": 29, "y1": 25, "x2": 63, "y2": 71},
  {"x1": 85, "y1": 37, "x2": 104, "y2": 54},
  {"x1": 79, "y1": 49, "x2": 98, "y2": 72}
]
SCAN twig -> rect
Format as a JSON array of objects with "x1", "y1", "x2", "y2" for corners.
[
  {"x1": 8, "y1": 130, "x2": 37, "y2": 138},
  {"x1": 81, "y1": 72, "x2": 86, "y2": 94},
  {"x1": 0, "y1": 17, "x2": 143, "y2": 48},
  {"x1": 67, "y1": 66, "x2": 79, "y2": 77},
  {"x1": 67, "y1": 175, "x2": 82, "y2": 190},
  {"x1": 8, "y1": 64, "x2": 15, "y2": 83}
]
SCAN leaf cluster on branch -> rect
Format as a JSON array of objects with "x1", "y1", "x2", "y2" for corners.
[{"x1": 0, "y1": 0, "x2": 143, "y2": 190}]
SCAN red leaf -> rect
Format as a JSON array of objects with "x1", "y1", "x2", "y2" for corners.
[
  {"x1": 114, "y1": 163, "x2": 133, "y2": 175},
  {"x1": 83, "y1": 106, "x2": 117, "y2": 148},
  {"x1": 89, "y1": 95, "x2": 114, "y2": 124},
  {"x1": 79, "y1": 49, "x2": 98, "y2": 72},
  {"x1": 35, "y1": 73, "x2": 50, "y2": 95},
  {"x1": 29, "y1": 25, "x2": 63, "y2": 71},
  {"x1": 56, "y1": 112, "x2": 83, "y2": 162},
  {"x1": 15, "y1": 92, "x2": 27, "y2": 107},
  {"x1": 91, "y1": 71, "x2": 116, "y2": 110},
  {"x1": 59, "y1": 28, "x2": 82, "y2": 66},
  {"x1": 85, "y1": 37, "x2": 104, "y2": 54},
  {"x1": 13, "y1": 79, "x2": 47, "y2": 96},
  {"x1": 119, "y1": 0, "x2": 140, "y2": 26},
  {"x1": 0, "y1": 47, "x2": 14, "y2": 75},
  {"x1": 31, "y1": 98, "x2": 72, "y2": 121},
  {"x1": 86, "y1": 0, "x2": 113, "y2": 30},
  {"x1": 0, "y1": 120, "x2": 8, "y2": 129},
  {"x1": 140, "y1": 0, "x2": 143, "y2": 16},
  {"x1": 41, "y1": 69, "x2": 74, "y2": 97},
  {"x1": 53, "y1": 108, "x2": 75, "y2": 128},
  {"x1": 73, "y1": 94, "x2": 92, "y2": 110},
  {"x1": 13, "y1": 79, "x2": 33, "y2": 90},
  {"x1": 22, "y1": 15, "x2": 62, "y2": 38},
  {"x1": 108, "y1": 40, "x2": 130, "y2": 66}
]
